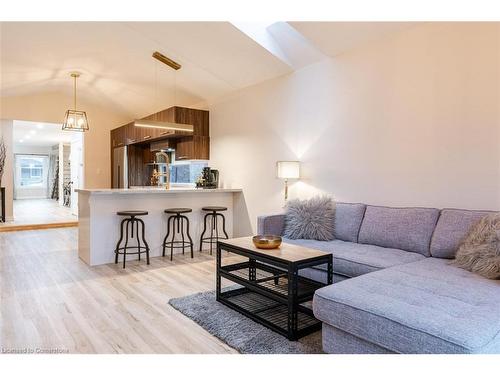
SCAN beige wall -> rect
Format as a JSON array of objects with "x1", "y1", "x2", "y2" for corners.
[
  {"x1": 210, "y1": 23, "x2": 500, "y2": 235},
  {"x1": 0, "y1": 119, "x2": 14, "y2": 220},
  {"x1": 1, "y1": 91, "x2": 130, "y2": 189}
]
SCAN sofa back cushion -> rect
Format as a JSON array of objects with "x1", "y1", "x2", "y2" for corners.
[
  {"x1": 430, "y1": 209, "x2": 493, "y2": 259},
  {"x1": 333, "y1": 202, "x2": 366, "y2": 242},
  {"x1": 358, "y1": 205, "x2": 440, "y2": 256}
]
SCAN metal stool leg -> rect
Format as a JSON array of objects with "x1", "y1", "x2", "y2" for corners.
[
  {"x1": 137, "y1": 218, "x2": 150, "y2": 265},
  {"x1": 209, "y1": 212, "x2": 216, "y2": 255},
  {"x1": 123, "y1": 219, "x2": 131, "y2": 269},
  {"x1": 181, "y1": 215, "x2": 194, "y2": 259},
  {"x1": 115, "y1": 218, "x2": 126, "y2": 264},
  {"x1": 163, "y1": 215, "x2": 174, "y2": 257},
  {"x1": 199, "y1": 213, "x2": 210, "y2": 252},
  {"x1": 218, "y1": 213, "x2": 229, "y2": 239},
  {"x1": 180, "y1": 215, "x2": 185, "y2": 255},
  {"x1": 170, "y1": 215, "x2": 177, "y2": 261},
  {"x1": 213, "y1": 212, "x2": 220, "y2": 255},
  {"x1": 135, "y1": 219, "x2": 141, "y2": 261}
]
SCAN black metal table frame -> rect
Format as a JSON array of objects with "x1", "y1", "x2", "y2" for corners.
[{"x1": 216, "y1": 240, "x2": 333, "y2": 341}]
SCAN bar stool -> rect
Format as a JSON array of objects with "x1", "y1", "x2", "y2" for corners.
[
  {"x1": 162, "y1": 208, "x2": 194, "y2": 261},
  {"x1": 199, "y1": 206, "x2": 229, "y2": 255},
  {"x1": 114, "y1": 210, "x2": 150, "y2": 269}
]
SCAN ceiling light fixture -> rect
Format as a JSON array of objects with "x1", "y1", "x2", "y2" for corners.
[
  {"x1": 134, "y1": 51, "x2": 187, "y2": 132},
  {"x1": 152, "y1": 51, "x2": 181, "y2": 70},
  {"x1": 62, "y1": 72, "x2": 89, "y2": 132}
]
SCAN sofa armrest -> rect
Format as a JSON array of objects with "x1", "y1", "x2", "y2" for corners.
[{"x1": 257, "y1": 214, "x2": 285, "y2": 236}]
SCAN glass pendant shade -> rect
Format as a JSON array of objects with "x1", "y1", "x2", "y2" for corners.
[
  {"x1": 62, "y1": 73, "x2": 89, "y2": 132},
  {"x1": 62, "y1": 109, "x2": 89, "y2": 131}
]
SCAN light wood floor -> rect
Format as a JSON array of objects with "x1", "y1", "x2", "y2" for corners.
[
  {"x1": 14, "y1": 198, "x2": 77, "y2": 224},
  {"x1": 0, "y1": 227, "x2": 237, "y2": 354},
  {"x1": 0, "y1": 199, "x2": 78, "y2": 232}
]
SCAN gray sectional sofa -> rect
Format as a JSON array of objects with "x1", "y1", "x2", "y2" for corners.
[{"x1": 257, "y1": 203, "x2": 500, "y2": 354}]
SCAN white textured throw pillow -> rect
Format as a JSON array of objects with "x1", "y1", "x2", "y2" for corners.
[{"x1": 283, "y1": 196, "x2": 335, "y2": 241}]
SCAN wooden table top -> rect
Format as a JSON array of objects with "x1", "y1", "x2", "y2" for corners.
[{"x1": 219, "y1": 237, "x2": 330, "y2": 263}]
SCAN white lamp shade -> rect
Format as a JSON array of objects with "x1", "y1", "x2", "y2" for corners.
[{"x1": 276, "y1": 161, "x2": 300, "y2": 179}]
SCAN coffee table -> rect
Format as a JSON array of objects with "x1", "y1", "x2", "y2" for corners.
[{"x1": 216, "y1": 237, "x2": 333, "y2": 341}]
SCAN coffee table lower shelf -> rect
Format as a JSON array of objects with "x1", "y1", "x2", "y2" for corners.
[{"x1": 218, "y1": 287, "x2": 321, "y2": 340}]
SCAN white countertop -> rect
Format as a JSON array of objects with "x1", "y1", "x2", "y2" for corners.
[{"x1": 75, "y1": 187, "x2": 242, "y2": 195}]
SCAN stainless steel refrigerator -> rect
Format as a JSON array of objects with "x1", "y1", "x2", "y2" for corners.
[{"x1": 112, "y1": 146, "x2": 128, "y2": 188}]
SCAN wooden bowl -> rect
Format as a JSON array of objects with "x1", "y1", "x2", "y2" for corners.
[{"x1": 252, "y1": 235, "x2": 282, "y2": 250}]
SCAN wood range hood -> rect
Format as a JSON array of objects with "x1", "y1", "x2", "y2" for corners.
[
  {"x1": 111, "y1": 106, "x2": 209, "y2": 150},
  {"x1": 132, "y1": 118, "x2": 194, "y2": 137}
]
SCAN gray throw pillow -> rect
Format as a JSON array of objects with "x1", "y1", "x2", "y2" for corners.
[
  {"x1": 283, "y1": 196, "x2": 335, "y2": 241},
  {"x1": 452, "y1": 213, "x2": 500, "y2": 279}
]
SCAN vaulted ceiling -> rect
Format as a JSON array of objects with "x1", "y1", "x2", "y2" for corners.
[
  {"x1": 1, "y1": 22, "x2": 418, "y2": 120},
  {"x1": 289, "y1": 22, "x2": 419, "y2": 57}
]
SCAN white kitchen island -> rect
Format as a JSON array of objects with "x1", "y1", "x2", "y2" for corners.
[{"x1": 76, "y1": 187, "x2": 243, "y2": 266}]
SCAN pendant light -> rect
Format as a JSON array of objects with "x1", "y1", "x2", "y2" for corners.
[
  {"x1": 134, "y1": 51, "x2": 187, "y2": 132},
  {"x1": 62, "y1": 72, "x2": 89, "y2": 132}
]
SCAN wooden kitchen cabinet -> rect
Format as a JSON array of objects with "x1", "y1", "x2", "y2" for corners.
[
  {"x1": 131, "y1": 123, "x2": 154, "y2": 144},
  {"x1": 111, "y1": 126, "x2": 127, "y2": 148},
  {"x1": 175, "y1": 136, "x2": 210, "y2": 160}
]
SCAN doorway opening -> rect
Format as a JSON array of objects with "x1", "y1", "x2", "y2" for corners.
[{"x1": 10, "y1": 120, "x2": 83, "y2": 226}]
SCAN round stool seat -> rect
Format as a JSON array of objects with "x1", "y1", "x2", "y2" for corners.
[
  {"x1": 117, "y1": 210, "x2": 148, "y2": 217},
  {"x1": 201, "y1": 206, "x2": 227, "y2": 212},
  {"x1": 164, "y1": 208, "x2": 192, "y2": 214}
]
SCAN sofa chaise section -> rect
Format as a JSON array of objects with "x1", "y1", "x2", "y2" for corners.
[
  {"x1": 314, "y1": 258, "x2": 500, "y2": 354},
  {"x1": 258, "y1": 202, "x2": 499, "y2": 353}
]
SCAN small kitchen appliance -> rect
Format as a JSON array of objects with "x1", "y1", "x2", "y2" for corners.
[{"x1": 197, "y1": 167, "x2": 219, "y2": 189}]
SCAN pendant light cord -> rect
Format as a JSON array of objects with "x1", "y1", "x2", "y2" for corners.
[
  {"x1": 74, "y1": 74, "x2": 77, "y2": 111},
  {"x1": 155, "y1": 59, "x2": 158, "y2": 111}
]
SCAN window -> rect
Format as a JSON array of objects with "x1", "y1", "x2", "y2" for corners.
[
  {"x1": 18, "y1": 156, "x2": 46, "y2": 186},
  {"x1": 170, "y1": 162, "x2": 207, "y2": 184}
]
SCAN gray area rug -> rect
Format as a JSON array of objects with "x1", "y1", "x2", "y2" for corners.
[{"x1": 168, "y1": 289, "x2": 323, "y2": 354}]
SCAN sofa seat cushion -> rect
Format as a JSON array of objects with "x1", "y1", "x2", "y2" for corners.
[
  {"x1": 313, "y1": 258, "x2": 500, "y2": 354},
  {"x1": 358, "y1": 205, "x2": 440, "y2": 256},
  {"x1": 284, "y1": 238, "x2": 425, "y2": 278},
  {"x1": 430, "y1": 208, "x2": 493, "y2": 259}
]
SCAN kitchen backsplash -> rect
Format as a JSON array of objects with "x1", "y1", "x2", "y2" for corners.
[{"x1": 170, "y1": 161, "x2": 207, "y2": 184}]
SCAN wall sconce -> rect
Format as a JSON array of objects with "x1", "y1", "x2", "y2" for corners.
[{"x1": 276, "y1": 161, "x2": 300, "y2": 201}]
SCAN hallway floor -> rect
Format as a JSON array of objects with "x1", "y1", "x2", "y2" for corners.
[{"x1": 0, "y1": 199, "x2": 77, "y2": 230}]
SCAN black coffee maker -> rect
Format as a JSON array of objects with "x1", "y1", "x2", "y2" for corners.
[{"x1": 198, "y1": 167, "x2": 219, "y2": 189}]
